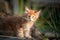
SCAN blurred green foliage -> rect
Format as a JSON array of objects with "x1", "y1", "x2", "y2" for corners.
[{"x1": 37, "y1": 7, "x2": 60, "y2": 33}]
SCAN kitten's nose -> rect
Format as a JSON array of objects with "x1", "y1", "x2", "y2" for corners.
[
  {"x1": 28, "y1": 16, "x2": 30, "y2": 19},
  {"x1": 28, "y1": 16, "x2": 30, "y2": 18}
]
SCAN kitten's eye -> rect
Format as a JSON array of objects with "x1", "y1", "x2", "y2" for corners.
[
  {"x1": 32, "y1": 15, "x2": 35, "y2": 18},
  {"x1": 28, "y1": 15, "x2": 30, "y2": 18},
  {"x1": 34, "y1": 11, "x2": 37, "y2": 13}
]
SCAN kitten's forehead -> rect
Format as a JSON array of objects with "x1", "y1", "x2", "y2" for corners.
[{"x1": 27, "y1": 9, "x2": 37, "y2": 16}]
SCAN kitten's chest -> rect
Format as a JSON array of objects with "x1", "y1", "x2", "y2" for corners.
[{"x1": 23, "y1": 22, "x2": 34, "y2": 29}]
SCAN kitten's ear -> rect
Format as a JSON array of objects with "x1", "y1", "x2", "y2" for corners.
[
  {"x1": 36, "y1": 10, "x2": 41, "y2": 15},
  {"x1": 24, "y1": 6, "x2": 30, "y2": 14},
  {"x1": 25, "y1": 6, "x2": 29, "y2": 11}
]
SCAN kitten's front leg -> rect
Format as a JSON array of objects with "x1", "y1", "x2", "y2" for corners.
[
  {"x1": 24, "y1": 28, "x2": 32, "y2": 38},
  {"x1": 17, "y1": 28, "x2": 24, "y2": 38}
]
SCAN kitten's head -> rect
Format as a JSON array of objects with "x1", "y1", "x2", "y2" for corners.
[{"x1": 24, "y1": 7, "x2": 41, "y2": 22}]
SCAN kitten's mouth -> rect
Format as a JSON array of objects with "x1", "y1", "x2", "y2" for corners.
[{"x1": 24, "y1": 17, "x2": 32, "y2": 22}]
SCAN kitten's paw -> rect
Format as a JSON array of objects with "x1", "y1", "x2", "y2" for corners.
[
  {"x1": 18, "y1": 37, "x2": 25, "y2": 39},
  {"x1": 25, "y1": 36, "x2": 32, "y2": 38},
  {"x1": 17, "y1": 35, "x2": 24, "y2": 39}
]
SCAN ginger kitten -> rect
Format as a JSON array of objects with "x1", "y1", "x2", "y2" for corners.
[{"x1": 0, "y1": 7, "x2": 41, "y2": 39}]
